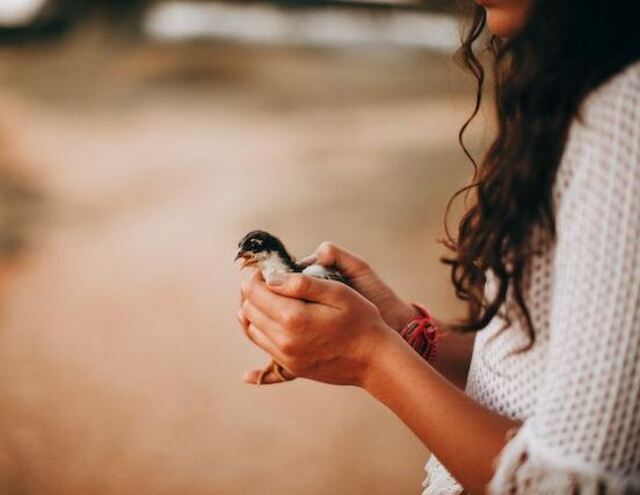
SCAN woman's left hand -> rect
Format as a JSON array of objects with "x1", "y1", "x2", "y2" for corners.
[{"x1": 239, "y1": 269, "x2": 396, "y2": 386}]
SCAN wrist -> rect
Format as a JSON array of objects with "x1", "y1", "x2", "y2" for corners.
[
  {"x1": 386, "y1": 299, "x2": 422, "y2": 332},
  {"x1": 360, "y1": 328, "x2": 411, "y2": 392}
]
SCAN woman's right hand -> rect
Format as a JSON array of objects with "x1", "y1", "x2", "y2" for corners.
[{"x1": 301, "y1": 242, "x2": 419, "y2": 332}]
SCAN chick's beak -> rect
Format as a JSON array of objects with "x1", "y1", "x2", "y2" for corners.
[{"x1": 234, "y1": 250, "x2": 255, "y2": 269}]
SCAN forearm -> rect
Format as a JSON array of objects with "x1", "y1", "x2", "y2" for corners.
[
  {"x1": 364, "y1": 332, "x2": 519, "y2": 495},
  {"x1": 430, "y1": 320, "x2": 476, "y2": 390}
]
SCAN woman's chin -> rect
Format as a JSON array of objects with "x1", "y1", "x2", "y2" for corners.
[{"x1": 484, "y1": 6, "x2": 529, "y2": 38}]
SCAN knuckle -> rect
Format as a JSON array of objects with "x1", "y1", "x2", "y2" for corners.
[
  {"x1": 236, "y1": 310, "x2": 247, "y2": 325},
  {"x1": 318, "y1": 241, "x2": 369, "y2": 272},
  {"x1": 331, "y1": 283, "x2": 350, "y2": 298},
  {"x1": 244, "y1": 324, "x2": 255, "y2": 342},
  {"x1": 279, "y1": 337, "x2": 298, "y2": 355},
  {"x1": 241, "y1": 278, "x2": 255, "y2": 297},
  {"x1": 241, "y1": 300, "x2": 253, "y2": 317},
  {"x1": 282, "y1": 308, "x2": 303, "y2": 328},
  {"x1": 348, "y1": 253, "x2": 369, "y2": 271},
  {"x1": 294, "y1": 313, "x2": 307, "y2": 331},
  {"x1": 292, "y1": 275, "x2": 311, "y2": 296},
  {"x1": 318, "y1": 241, "x2": 337, "y2": 257},
  {"x1": 355, "y1": 258, "x2": 370, "y2": 271}
]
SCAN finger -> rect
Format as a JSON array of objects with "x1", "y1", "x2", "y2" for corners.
[
  {"x1": 301, "y1": 241, "x2": 369, "y2": 278},
  {"x1": 241, "y1": 299, "x2": 288, "y2": 346},
  {"x1": 237, "y1": 309, "x2": 254, "y2": 340},
  {"x1": 264, "y1": 272, "x2": 347, "y2": 306},
  {"x1": 243, "y1": 367, "x2": 296, "y2": 385},
  {"x1": 238, "y1": 269, "x2": 263, "y2": 308},
  {"x1": 243, "y1": 322, "x2": 287, "y2": 363},
  {"x1": 242, "y1": 274, "x2": 306, "y2": 323},
  {"x1": 236, "y1": 310, "x2": 249, "y2": 329}
]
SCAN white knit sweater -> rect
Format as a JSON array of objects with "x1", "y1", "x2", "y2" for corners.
[{"x1": 423, "y1": 61, "x2": 640, "y2": 494}]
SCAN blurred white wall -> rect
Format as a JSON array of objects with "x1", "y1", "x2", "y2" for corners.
[
  {"x1": 0, "y1": 0, "x2": 47, "y2": 26},
  {"x1": 145, "y1": 1, "x2": 460, "y2": 52}
]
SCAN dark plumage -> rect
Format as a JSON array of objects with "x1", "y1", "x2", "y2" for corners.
[{"x1": 235, "y1": 230, "x2": 345, "y2": 283}]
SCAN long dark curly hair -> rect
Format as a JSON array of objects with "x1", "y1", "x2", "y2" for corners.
[{"x1": 443, "y1": 0, "x2": 640, "y2": 343}]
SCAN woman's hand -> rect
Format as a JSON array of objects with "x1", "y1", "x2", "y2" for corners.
[
  {"x1": 301, "y1": 242, "x2": 419, "y2": 332},
  {"x1": 239, "y1": 269, "x2": 400, "y2": 387}
]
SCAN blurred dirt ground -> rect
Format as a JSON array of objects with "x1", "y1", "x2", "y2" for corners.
[{"x1": 0, "y1": 24, "x2": 486, "y2": 495}]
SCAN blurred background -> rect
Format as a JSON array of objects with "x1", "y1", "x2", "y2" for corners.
[{"x1": 0, "y1": 1, "x2": 488, "y2": 494}]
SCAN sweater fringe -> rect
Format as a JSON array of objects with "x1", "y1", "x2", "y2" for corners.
[{"x1": 488, "y1": 424, "x2": 640, "y2": 495}]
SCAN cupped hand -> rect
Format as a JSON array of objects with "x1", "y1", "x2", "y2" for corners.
[
  {"x1": 239, "y1": 269, "x2": 397, "y2": 387},
  {"x1": 302, "y1": 242, "x2": 418, "y2": 332}
]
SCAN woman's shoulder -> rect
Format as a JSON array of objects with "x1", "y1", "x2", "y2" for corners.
[
  {"x1": 599, "y1": 59, "x2": 640, "y2": 92},
  {"x1": 580, "y1": 59, "x2": 640, "y2": 125},
  {"x1": 564, "y1": 59, "x2": 640, "y2": 170},
  {"x1": 555, "y1": 60, "x2": 639, "y2": 227}
]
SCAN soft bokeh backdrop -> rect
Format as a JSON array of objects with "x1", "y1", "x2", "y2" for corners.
[{"x1": 0, "y1": 2, "x2": 488, "y2": 494}]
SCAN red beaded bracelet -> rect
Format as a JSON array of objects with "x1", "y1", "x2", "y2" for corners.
[{"x1": 399, "y1": 303, "x2": 440, "y2": 362}]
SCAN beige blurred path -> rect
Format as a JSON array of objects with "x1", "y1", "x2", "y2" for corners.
[{"x1": 0, "y1": 35, "x2": 484, "y2": 494}]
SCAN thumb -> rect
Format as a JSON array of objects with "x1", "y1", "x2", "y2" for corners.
[
  {"x1": 301, "y1": 242, "x2": 370, "y2": 280},
  {"x1": 265, "y1": 272, "x2": 344, "y2": 304}
]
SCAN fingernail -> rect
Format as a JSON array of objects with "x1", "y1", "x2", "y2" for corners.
[
  {"x1": 300, "y1": 255, "x2": 318, "y2": 266},
  {"x1": 266, "y1": 272, "x2": 287, "y2": 286}
]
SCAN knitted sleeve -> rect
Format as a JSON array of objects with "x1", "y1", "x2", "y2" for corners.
[{"x1": 488, "y1": 64, "x2": 640, "y2": 494}]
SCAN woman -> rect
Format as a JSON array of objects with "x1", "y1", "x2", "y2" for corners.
[{"x1": 237, "y1": 0, "x2": 640, "y2": 493}]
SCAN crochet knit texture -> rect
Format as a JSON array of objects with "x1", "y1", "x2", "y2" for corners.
[{"x1": 423, "y1": 61, "x2": 640, "y2": 494}]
